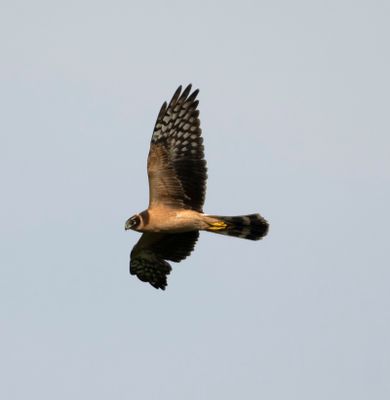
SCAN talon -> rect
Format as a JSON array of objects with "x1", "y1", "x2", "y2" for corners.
[{"x1": 208, "y1": 221, "x2": 228, "y2": 231}]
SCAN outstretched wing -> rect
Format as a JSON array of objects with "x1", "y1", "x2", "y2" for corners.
[
  {"x1": 130, "y1": 231, "x2": 199, "y2": 290},
  {"x1": 147, "y1": 85, "x2": 207, "y2": 212}
]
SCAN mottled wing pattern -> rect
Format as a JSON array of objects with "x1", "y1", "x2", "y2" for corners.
[
  {"x1": 147, "y1": 85, "x2": 207, "y2": 212},
  {"x1": 130, "y1": 231, "x2": 199, "y2": 290}
]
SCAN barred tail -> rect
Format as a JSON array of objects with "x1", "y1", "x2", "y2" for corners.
[{"x1": 206, "y1": 213, "x2": 269, "y2": 241}]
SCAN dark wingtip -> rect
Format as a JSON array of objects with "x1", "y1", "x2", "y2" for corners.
[
  {"x1": 151, "y1": 280, "x2": 167, "y2": 290},
  {"x1": 187, "y1": 88, "x2": 199, "y2": 103},
  {"x1": 169, "y1": 85, "x2": 183, "y2": 106},
  {"x1": 180, "y1": 84, "x2": 192, "y2": 101},
  {"x1": 157, "y1": 101, "x2": 168, "y2": 120},
  {"x1": 170, "y1": 84, "x2": 199, "y2": 106}
]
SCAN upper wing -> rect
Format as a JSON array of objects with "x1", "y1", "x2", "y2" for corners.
[
  {"x1": 147, "y1": 85, "x2": 207, "y2": 212},
  {"x1": 130, "y1": 231, "x2": 199, "y2": 290}
]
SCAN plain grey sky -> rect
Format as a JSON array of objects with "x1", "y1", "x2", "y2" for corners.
[{"x1": 1, "y1": 0, "x2": 389, "y2": 399}]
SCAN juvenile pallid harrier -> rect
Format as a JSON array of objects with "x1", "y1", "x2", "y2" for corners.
[{"x1": 125, "y1": 85, "x2": 269, "y2": 290}]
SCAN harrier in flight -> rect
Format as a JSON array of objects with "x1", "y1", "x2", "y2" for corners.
[{"x1": 125, "y1": 85, "x2": 269, "y2": 289}]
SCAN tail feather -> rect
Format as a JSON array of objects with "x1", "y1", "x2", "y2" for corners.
[{"x1": 207, "y1": 213, "x2": 269, "y2": 240}]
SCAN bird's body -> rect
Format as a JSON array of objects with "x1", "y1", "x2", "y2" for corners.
[
  {"x1": 133, "y1": 209, "x2": 210, "y2": 233},
  {"x1": 125, "y1": 85, "x2": 269, "y2": 289}
]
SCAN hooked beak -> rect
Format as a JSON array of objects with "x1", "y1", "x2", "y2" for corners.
[{"x1": 125, "y1": 219, "x2": 133, "y2": 231}]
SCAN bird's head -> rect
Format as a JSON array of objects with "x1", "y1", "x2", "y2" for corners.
[{"x1": 125, "y1": 214, "x2": 141, "y2": 231}]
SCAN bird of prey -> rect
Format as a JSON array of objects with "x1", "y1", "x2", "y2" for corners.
[{"x1": 125, "y1": 85, "x2": 269, "y2": 290}]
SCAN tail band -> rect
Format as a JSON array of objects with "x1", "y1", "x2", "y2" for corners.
[{"x1": 207, "y1": 213, "x2": 269, "y2": 241}]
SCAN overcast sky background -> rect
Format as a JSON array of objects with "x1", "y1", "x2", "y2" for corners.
[{"x1": 1, "y1": 1, "x2": 389, "y2": 399}]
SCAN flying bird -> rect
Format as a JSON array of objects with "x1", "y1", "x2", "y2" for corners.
[{"x1": 125, "y1": 85, "x2": 269, "y2": 289}]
